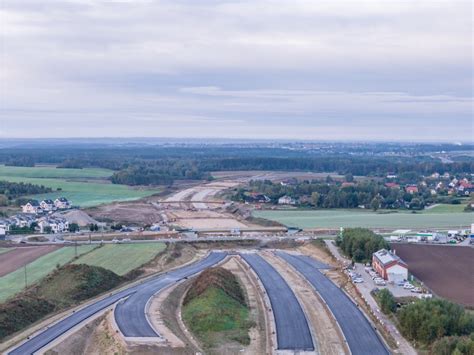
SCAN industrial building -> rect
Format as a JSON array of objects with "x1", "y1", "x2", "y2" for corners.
[{"x1": 372, "y1": 249, "x2": 408, "y2": 283}]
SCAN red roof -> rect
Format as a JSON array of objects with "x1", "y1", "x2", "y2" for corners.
[
  {"x1": 405, "y1": 186, "x2": 418, "y2": 193},
  {"x1": 385, "y1": 182, "x2": 400, "y2": 188},
  {"x1": 341, "y1": 182, "x2": 355, "y2": 187},
  {"x1": 459, "y1": 181, "x2": 473, "y2": 188}
]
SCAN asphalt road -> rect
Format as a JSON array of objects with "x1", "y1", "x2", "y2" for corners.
[
  {"x1": 115, "y1": 251, "x2": 227, "y2": 337},
  {"x1": 240, "y1": 253, "x2": 314, "y2": 351},
  {"x1": 276, "y1": 251, "x2": 390, "y2": 355},
  {"x1": 8, "y1": 252, "x2": 227, "y2": 355}
]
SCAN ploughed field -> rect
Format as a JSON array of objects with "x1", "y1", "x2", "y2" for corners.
[
  {"x1": 0, "y1": 243, "x2": 166, "y2": 301},
  {"x1": 0, "y1": 245, "x2": 61, "y2": 277},
  {"x1": 0, "y1": 245, "x2": 96, "y2": 301},
  {"x1": 391, "y1": 244, "x2": 474, "y2": 307},
  {"x1": 0, "y1": 165, "x2": 160, "y2": 207},
  {"x1": 253, "y1": 209, "x2": 473, "y2": 229}
]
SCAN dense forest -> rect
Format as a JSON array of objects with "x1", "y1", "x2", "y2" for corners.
[{"x1": 0, "y1": 142, "x2": 472, "y2": 186}]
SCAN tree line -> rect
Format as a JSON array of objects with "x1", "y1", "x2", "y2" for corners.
[
  {"x1": 235, "y1": 179, "x2": 435, "y2": 210},
  {"x1": 336, "y1": 228, "x2": 389, "y2": 262},
  {"x1": 1, "y1": 145, "x2": 472, "y2": 187},
  {"x1": 0, "y1": 181, "x2": 53, "y2": 206}
]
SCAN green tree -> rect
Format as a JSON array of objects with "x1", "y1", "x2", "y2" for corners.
[
  {"x1": 376, "y1": 289, "x2": 396, "y2": 314},
  {"x1": 69, "y1": 223, "x2": 80, "y2": 232}
]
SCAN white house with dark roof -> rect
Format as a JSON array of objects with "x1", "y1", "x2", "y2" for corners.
[
  {"x1": 372, "y1": 249, "x2": 408, "y2": 283},
  {"x1": 278, "y1": 195, "x2": 296, "y2": 205},
  {"x1": 22, "y1": 200, "x2": 41, "y2": 214},
  {"x1": 40, "y1": 199, "x2": 55, "y2": 212},
  {"x1": 54, "y1": 197, "x2": 71, "y2": 210}
]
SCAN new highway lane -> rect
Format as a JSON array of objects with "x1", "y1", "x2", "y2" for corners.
[
  {"x1": 115, "y1": 251, "x2": 227, "y2": 337},
  {"x1": 276, "y1": 251, "x2": 390, "y2": 355},
  {"x1": 8, "y1": 252, "x2": 227, "y2": 355},
  {"x1": 240, "y1": 253, "x2": 314, "y2": 351}
]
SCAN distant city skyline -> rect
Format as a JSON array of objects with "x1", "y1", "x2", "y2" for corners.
[{"x1": 1, "y1": 0, "x2": 472, "y2": 141}]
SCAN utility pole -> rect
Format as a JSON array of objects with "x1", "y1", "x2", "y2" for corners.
[{"x1": 24, "y1": 264, "x2": 27, "y2": 288}]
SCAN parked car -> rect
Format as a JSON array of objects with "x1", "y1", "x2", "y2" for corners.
[
  {"x1": 403, "y1": 283, "x2": 414, "y2": 289},
  {"x1": 353, "y1": 278, "x2": 364, "y2": 283},
  {"x1": 375, "y1": 279, "x2": 386, "y2": 286},
  {"x1": 411, "y1": 287, "x2": 422, "y2": 293}
]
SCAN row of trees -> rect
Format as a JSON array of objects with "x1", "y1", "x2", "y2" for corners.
[
  {"x1": 110, "y1": 162, "x2": 211, "y2": 186},
  {"x1": 336, "y1": 228, "x2": 389, "y2": 262},
  {"x1": 0, "y1": 181, "x2": 52, "y2": 198}
]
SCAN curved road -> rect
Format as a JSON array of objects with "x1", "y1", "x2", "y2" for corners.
[
  {"x1": 115, "y1": 251, "x2": 227, "y2": 337},
  {"x1": 240, "y1": 253, "x2": 314, "y2": 351},
  {"x1": 8, "y1": 252, "x2": 227, "y2": 355},
  {"x1": 276, "y1": 251, "x2": 390, "y2": 355}
]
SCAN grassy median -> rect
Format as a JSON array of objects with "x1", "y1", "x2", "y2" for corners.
[{"x1": 182, "y1": 267, "x2": 253, "y2": 350}]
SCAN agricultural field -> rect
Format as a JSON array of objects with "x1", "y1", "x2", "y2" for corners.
[
  {"x1": 0, "y1": 245, "x2": 96, "y2": 302},
  {"x1": 0, "y1": 248, "x2": 12, "y2": 255},
  {"x1": 253, "y1": 208, "x2": 473, "y2": 229},
  {"x1": 391, "y1": 244, "x2": 474, "y2": 307},
  {"x1": 0, "y1": 165, "x2": 160, "y2": 207},
  {"x1": 0, "y1": 165, "x2": 112, "y2": 179},
  {"x1": 424, "y1": 203, "x2": 467, "y2": 213},
  {"x1": 72, "y1": 243, "x2": 166, "y2": 275}
]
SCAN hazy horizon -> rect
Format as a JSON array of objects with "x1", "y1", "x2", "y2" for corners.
[{"x1": 1, "y1": 0, "x2": 473, "y2": 141}]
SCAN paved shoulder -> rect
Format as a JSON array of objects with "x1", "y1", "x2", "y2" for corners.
[
  {"x1": 276, "y1": 251, "x2": 389, "y2": 355},
  {"x1": 8, "y1": 288, "x2": 137, "y2": 355},
  {"x1": 240, "y1": 253, "x2": 314, "y2": 351},
  {"x1": 115, "y1": 251, "x2": 227, "y2": 337}
]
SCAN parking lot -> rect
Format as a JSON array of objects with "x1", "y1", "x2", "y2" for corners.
[{"x1": 352, "y1": 263, "x2": 415, "y2": 298}]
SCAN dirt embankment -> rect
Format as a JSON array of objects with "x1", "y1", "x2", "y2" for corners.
[
  {"x1": 0, "y1": 245, "x2": 62, "y2": 277},
  {"x1": 46, "y1": 311, "x2": 126, "y2": 355},
  {"x1": 0, "y1": 264, "x2": 122, "y2": 341}
]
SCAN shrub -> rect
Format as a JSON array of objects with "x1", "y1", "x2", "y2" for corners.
[{"x1": 397, "y1": 299, "x2": 474, "y2": 345}]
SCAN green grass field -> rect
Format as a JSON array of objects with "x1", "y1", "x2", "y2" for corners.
[
  {"x1": 0, "y1": 248, "x2": 13, "y2": 255},
  {"x1": 72, "y1": 243, "x2": 166, "y2": 275},
  {"x1": 0, "y1": 245, "x2": 96, "y2": 302},
  {"x1": 0, "y1": 165, "x2": 160, "y2": 207},
  {"x1": 0, "y1": 165, "x2": 112, "y2": 179},
  {"x1": 424, "y1": 204, "x2": 467, "y2": 213},
  {"x1": 253, "y1": 208, "x2": 473, "y2": 229}
]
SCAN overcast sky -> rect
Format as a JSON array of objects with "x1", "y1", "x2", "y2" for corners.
[{"x1": 0, "y1": 0, "x2": 472, "y2": 141}]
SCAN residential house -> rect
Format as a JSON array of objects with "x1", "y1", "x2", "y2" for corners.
[
  {"x1": 22, "y1": 200, "x2": 41, "y2": 214},
  {"x1": 385, "y1": 182, "x2": 400, "y2": 189},
  {"x1": 372, "y1": 249, "x2": 408, "y2": 283},
  {"x1": 54, "y1": 197, "x2": 71, "y2": 210},
  {"x1": 405, "y1": 185, "x2": 418, "y2": 194},
  {"x1": 278, "y1": 195, "x2": 296, "y2": 205},
  {"x1": 37, "y1": 216, "x2": 69, "y2": 233},
  {"x1": 244, "y1": 193, "x2": 271, "y2": 203},
  {"x1": 40, "y1": 199, "x2": 55, "y2": 212},
  {"x1": 0, "y1": 219, "x2": 11, "y2": 232}
]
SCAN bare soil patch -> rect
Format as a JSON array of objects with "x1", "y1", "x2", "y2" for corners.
[
  {"x1": 0, "y1": 245, "x2": 61, "y2": 277},
  {"x1": 391, "y1": 244, "x2": 474, "y2": 307},
  {"x1": 86, "y1": 201, "x2": 162, "y2": 225}
]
